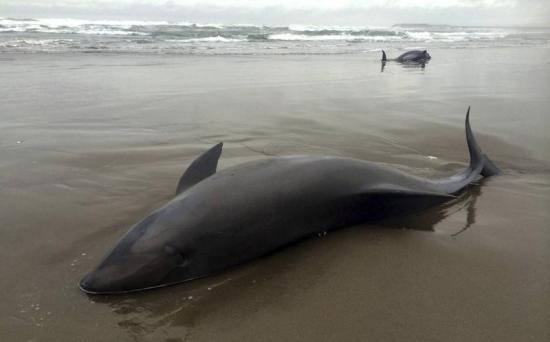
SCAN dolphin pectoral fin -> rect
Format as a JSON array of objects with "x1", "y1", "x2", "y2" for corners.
[{"x1": 176, "y1": 142, "x2": 223, "y2": 195}]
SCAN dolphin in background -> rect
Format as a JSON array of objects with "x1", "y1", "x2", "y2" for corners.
[
  {"x1": 382, "y1": 49, "x2": 431, "y2": 63},
  {"x1": 80, "y1": 107, "x2": 500, "y2": 294}
]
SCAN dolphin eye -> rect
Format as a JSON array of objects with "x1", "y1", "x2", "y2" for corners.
[{"x1": 164, "y1": 245, "x2": 190, "y2": 267}]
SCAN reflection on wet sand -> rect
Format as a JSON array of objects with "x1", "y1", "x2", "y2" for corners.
[
  {"x1": 449, "y1": 180, "x2": 483, "y2": 237},
  {"x1": 380, "y1": 179, "x2": 485, "y2": 237}
]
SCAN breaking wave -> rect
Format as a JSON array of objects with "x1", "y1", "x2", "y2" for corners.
[{"x1": 1, "y1": 17, "x2": 548, "y2": 54}]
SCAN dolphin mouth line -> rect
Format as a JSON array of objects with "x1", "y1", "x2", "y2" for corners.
[
  {"x1": 79, "y1": 280, "x2": 180, "y2": 295},
  {"x1": 78, "y1": 274, "x2": 207, "y2": 295}
]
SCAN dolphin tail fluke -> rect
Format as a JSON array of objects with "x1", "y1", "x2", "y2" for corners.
[
  {"x1": 481, "y1": 154, "x2": 500, "y2": 176},
  {"x1": 429, "y1": 107, "x2": 499, "y2": 194},
  {"x1": 465, "y1": 107, "x2": 500, "y2": 177},
  {"x1": 381, "y1": 50, "x2": 387, "y2": 61}
]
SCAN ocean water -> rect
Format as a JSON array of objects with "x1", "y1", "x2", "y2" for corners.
[{"x1": 1, "y1": 17, "x2": 550, "y2": 54}]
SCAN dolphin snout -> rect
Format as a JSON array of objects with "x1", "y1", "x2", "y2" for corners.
[
  {"x1": 79, "y1": 254, "x2": 174, "y2": 294},
  {"x1": 79, "y1": 267, "x2": 124, "y2": 294},
  {"x1": 79, "y1": 272, "x2": 106, "y2": 294},
  {"x1": 79, "y1": 274, "x2": 94, "y2": 293}
]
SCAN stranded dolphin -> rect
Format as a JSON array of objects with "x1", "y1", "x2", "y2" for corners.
[
  {"x1": 382, "y1": 49, "x2": 431, "y2": 63},
  {"x1": 80, "y1": 107, "x2": 499, "y2": 294}
]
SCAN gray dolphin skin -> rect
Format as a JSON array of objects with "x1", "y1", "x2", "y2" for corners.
[
  {"x1": 80, "y1": 108, "x2": 499, "y2": 294},
  {"x1": 382, "y1": 49, "x2": 431, "y2": 63}
]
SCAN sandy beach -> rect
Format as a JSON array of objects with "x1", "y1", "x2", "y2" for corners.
[{"x1": 1, "y1": 47, "x2": 549, "y2": 341}]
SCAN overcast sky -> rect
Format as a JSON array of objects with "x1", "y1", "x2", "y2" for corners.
[{"x1": 2, "y1": 0, "x2": 549, "y2": 26}]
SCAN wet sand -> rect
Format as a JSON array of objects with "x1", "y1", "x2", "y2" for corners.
[{"x1": 1, "y1": 48, "x2": 549, "y2": 341}]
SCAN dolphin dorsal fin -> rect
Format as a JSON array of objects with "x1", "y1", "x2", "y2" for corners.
[{"x1": 176, "y1": 142, "x2": 223, "y2": 195}]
